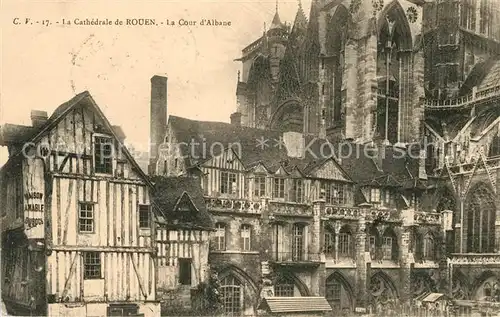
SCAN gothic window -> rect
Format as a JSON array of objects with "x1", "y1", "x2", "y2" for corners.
[
  {"x1": 466, "y1": 184, "x2": 496, "y2": 253},
  {"x1": 326, "y1": 274, "x2": 352, "y2": 312},
  {"x1": 325, "y1": 5, "x2": 348, "y2": 128},
  {"x1": 338, "y1": 225, "x2": 353, "y2": 259},
  {"x1": 274, "y1": 274, "x2": 296, "y2": 297},
  {"x1": 376, "y1": 3, "x2": 412, "y2": 144},
  {"x1": 221, "y1": 275, "x2": 242, "y2": 315},
  {"x1": 292, "y1": 223, "x2": 305, "y2": 261}
]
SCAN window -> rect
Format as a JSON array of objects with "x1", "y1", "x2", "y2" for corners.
[
  {"x1": 382, "y1": 189, "x2": 395, "y2": 207},
  {"x1": 368, "y1": 235, "x2": 376, "y2": 259},
  {"x1": 138, "y1": 205, "x2": 150, "y2": 229},
  {"x1": 274, "y1": 276, "x2": 295, "y2": 297},
  {"x1": 369, "y1": 188, "x2": 381, "y2": 203},
  {"x1": 324, "y1": 229, "x2": 335, "y2": 255},
  {"x1": 254, "y1": 176, "x2": 266, "y2": 198},
  {"x1": 326, "y1": 280, "x2": 342, "y2": 309},
  {"x1": 383, "y1": 236, "x2": 393, "y2": 260},
  {"x1": 291, "y1": 179, "x2": 304, "y2": 203},
  {"x1": 423, "y1": 234, "x2": 434, "y2": 260},
  {"x1": 84, "y1": 252, "x2": 101, "y2": 279},
  {"x1": 485, "y1": 282, "x2": 492, "y2": 297},
  {"x1": 273, "y1": 178, "x2": 285, "y2": 199},
  {"x1": 292, "y1": 224, "x2": 304, "y2": 261},
  {"x1": 94, "y1": 136, "x2": 113, "y2": 174},
  {"x1": 178, "y1": 258, "x2": 192, "y2": 285},
  {"x1": 202, "y1": 175, "x2": 209, "y2": 195},
  {"x1": 240, "y1": 224, "x2": 251, "y2": 251},
  {"x1": 215, "y1": 223, "x2": 226, "y2": 251},
  {"x1": 79, "y1": 203, "x2": 94, "y2": 233},
  {"x1": 322, "y1": 182, "x2": 347, "y2": 205},
  {"x1": 221, "y1": 275, "x2": 241, "y2": 315},
  {"x1": 338, "y1": 227, "x2": 352, "y2": 258},
  {"x1": 220, "y1": 172, "x2": 238, "y2": 195}
]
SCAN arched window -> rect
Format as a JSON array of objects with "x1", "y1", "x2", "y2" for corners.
[
  {"x1": 375, "y1": 3, "x2": 412, "y2": 144},
  {"x1": 274, "y1": 274, "x2": 296, "y2": 297},
  {"x1": 220, "y1": 275, "x2": 242, "y2": 315},
  {"x1": 338, "y1": 225, "x2": 353, "y2": 259},
  {"x1": 214, "y1": 223, "x2": 226, "y2": 251},
  {"x1": 466, "y1": 184, "x2": 496, "y2": 253},
  {"x1": 326, "y1": 274, "x2": 352, "y2": 312},
  {"x1": 240, "y1": 224, "x2": 251, "y2": 251},
  {"x1": 292, "y1": 224, "x2": 305, "y2": 261},
  {"x1": 423, "y1": 233, "x2": 435, "y2": 260},
  {"x1": 324, "y1": 227, "x2": 335, "y2": 256},
  {"x1": 325, "y1": 5, "x2": 349, "y2": 128}
]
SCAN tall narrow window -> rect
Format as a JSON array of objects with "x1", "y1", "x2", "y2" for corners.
[
  {"x1": 94, "y1": 136, "x2": 113, "y2": 174},
  {"x1": 368, "y1": 235, "x2": 377, "y2": 260},
  {"x1": 84, "y1": 252, "x2": 101, "y2": 279},
  {"x1": 215, "y1": 223, "x2": 226, "y2": 251},
  {"x1": 220, "y1": 172, "x2": 238, "y2": 195},
  {"x1": 241, "y1": 224, "x2": 251, "y2": 251},
  {"x1": 292, "y1": 224, "x2": 304, "y2": 261},
  {"x1": 338, "y1": 226, "x2": 352, "y2": 258},
  {"x1": 423, "y1": 233, "x2": 435, "y2": 260},
  {"x1": 324, "y1": 228, "x2": 335, "y2": 255},
  {"x1": 79, "y1": 203, "x2": 94, "y2": 233},
  {"x1": 273, "y1": 178, "x2": 285, "y2": 199},
  {"x1": 382, "y1": 236, "x2": 393, "y2": 260},
  {"x1": 221, "y1": 275, "x2": 242, "y2": 315},
  {"x1": 466, "y1": 184, "x2": 496, "y2": 253},
  {"x1": 202, "y1": 174, "x2": 209, "y2": 195},
  {"x1": 291, "y1": 179, "x2": 304, "y2": 203},
  {"x1": 254, "y1": 176, "x2": 266, "y2": 197},
  {"x1": 138, "y1": 204, "x2": 150, "y2": 229},
  {"x1": 370, "y1": 188, "x2": 381, "y2": 203}
]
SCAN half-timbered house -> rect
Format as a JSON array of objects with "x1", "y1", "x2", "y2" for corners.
[
  {"x1": 0, "y1": 91, "x2": 160, "y2": 316},
  {"x1": 150, "y1": 175, "x2": 214, "y2": 314}
]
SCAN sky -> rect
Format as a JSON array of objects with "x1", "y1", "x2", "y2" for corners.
[{"x1": 0, "y1": 0, "x2": 313, "y2": 167}]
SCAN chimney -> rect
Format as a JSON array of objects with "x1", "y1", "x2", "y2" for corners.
[
  {"x1": 230, "y1": 112, "x2": 242, "y2": 126},
  {"x1": 283, "y1": 131, "x2": 305, "y2": 158},
  {"x1": 149, "y1": 75, "x2": 168, "y2": 174},
  {"x1": 31, "y1": 110, "x2": 48, "y2": 128}
]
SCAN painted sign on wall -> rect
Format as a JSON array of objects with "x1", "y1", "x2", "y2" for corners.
[{"x1": 23, "y1": 158, "x2": 45, "y2": 239}]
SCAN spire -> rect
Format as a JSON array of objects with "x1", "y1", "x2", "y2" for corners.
[
  {"x1": 269, "y1": 0, "x2": 285, "y2": 30},
  {"x1": 293, "y1": 0, "x2": 308, "y2": 31}
]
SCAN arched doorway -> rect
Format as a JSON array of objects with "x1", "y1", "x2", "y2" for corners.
[
  {"x1": 325, "y1": 272, "x2": 353, "y2": 315},
  {"x1": 369, "y1": 272, "x2": 399, "y2": 315}
]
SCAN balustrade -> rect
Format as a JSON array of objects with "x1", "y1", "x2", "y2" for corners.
[{"x1": 204, "y1": 197, "x2": 263, "y2": 214}]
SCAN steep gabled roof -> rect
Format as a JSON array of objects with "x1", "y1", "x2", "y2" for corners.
[
  {"x1": 1, "y1": 91, "x2": 152, "y2": 188},
  {"x1": 168, "y1": 116, "x2": 422, "y2": 187},
  {"x1": 150, "y1": 176, "x2": 214, "y2": 230}
]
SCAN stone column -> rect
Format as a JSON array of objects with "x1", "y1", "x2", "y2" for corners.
[
  {"x1": 311, "y1": 200, "x2": 325, "y2": 257},
  {"x1": 355, "y1": 216, "x2": 368, "y2": 310},
  {"x1": 399, "y1": 227, "x2": 412, "y2": 306}
]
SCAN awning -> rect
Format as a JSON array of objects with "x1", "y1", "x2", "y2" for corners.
[
  {"x1": 258, "y1": 297, "x2": 332, "y2": 313},
  {"x1": 421, "y1": 293, "x2": 446, "y2": 303}
]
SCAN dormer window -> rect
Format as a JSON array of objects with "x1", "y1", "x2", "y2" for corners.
[
  {"x1": 220, "y1": 172, "x2": 238, "y2": 195},
  {"x1": 369, "y1": 188, "x2": 381, "y2": 204},
  {"x1": 290, "y1": 179, "x2": 304, "y2": 203},
  {"x1": 321, "y1": 182, "x2": 348, "y2": 205},
  {"x1": 273, "y1": 177, "x2": 286, "y2": 199},
  {"x1": 94, "y1": 135, "x2": 113, "y2": 174},
  {"x1": 254, "y1": 176, "x2": 266, "y2": 198}
]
